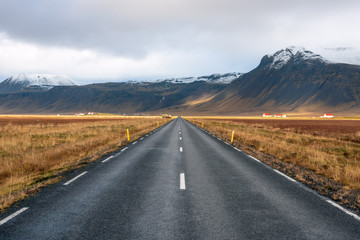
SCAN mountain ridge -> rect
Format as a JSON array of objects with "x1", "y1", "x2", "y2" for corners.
[{"x1": 0, "y1": 47, "x2": 359, "y2": 115}]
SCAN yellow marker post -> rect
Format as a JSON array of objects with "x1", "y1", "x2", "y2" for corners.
[
  {"x1": 231, "y1": 131, "x2": 234, "y2": 143},
  {"x1": 202, "y1": 123, "x2": 204, "y2": 128},
  {"x1": 157, "y1": 121, "x2": 159, "y2": 127},
  {"x1": 127, "y1": 129, "x2": 130, "y2": 141}
]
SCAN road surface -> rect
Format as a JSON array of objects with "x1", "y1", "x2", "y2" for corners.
[{"x1": 1, "y1": 117, "x2": 360, "y2": 239}]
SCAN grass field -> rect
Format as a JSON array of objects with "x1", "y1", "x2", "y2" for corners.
[
  {"x1": 0, "y1": 115, "x2": 171, "y2": 211},
  {"x1": 186, "y1": 117, "x2": 360, "y2": 191}
]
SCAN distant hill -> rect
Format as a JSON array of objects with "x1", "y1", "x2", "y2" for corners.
[{"x1": 0, "y1": 47, "x2": 359, "y2": 115}]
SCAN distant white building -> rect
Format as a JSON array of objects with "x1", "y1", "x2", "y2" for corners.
[
  {"x1": 263, "y1": 113, "x2": 271, "y2": 117},
  {"x1": 320, "y1": 113, "x2": 334, "y2": 118}
]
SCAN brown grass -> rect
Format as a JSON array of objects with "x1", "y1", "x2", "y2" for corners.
[
  {"x1": 0, "y1": 115, "x2": 170, "y2": 211},
  {"x1": 187, "y1": 117, "x2": 360, "y2": 190}
]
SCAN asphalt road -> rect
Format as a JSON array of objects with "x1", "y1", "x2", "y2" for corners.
[{"x1": 1, "y1": 117, "x2": 360, "y2": 239}]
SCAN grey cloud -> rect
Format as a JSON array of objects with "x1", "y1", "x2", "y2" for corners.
[
  {"x1": 1, "y1": 0, "x2": 360, "y2": 78},
  {"x1": 324, "y1": 47, "x2": 355, "y2": 52}
]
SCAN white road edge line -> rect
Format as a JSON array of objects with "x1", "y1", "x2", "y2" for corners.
[
  {"x1": 140, "y1": 137, "x2": 144, "y2": 140},
  {"x1": 234, "y1": 147, "x2": 242, "y2": 152},
  {"x1": 326, "y1": 200, "x2": 360, "y2": 221},
  {"x1": 180, "y1": 147, "x2": 183, "y2": 152},
  {"x1": 132, "y1": 141, "x2": 137, "y2": 145},
  {"x1": 273, "y1": 169, "x2": 296, "y2": 182},
  {"x1": 64, "y1": 171, "x2": 88, "y2": 186},
  {"x1": 0, "y1": 207, "x2": 29, "y2": 226},
  {"x1": 121, "y1": 147, "x2": 128, "y2": 152},
  {"x1": 180, "y1": 173, "x2": 186, "y2": 190},
  {"x1": 102, "y1": 156, "x2": 114, "y2": 163},
  {"x1": 248, "y1": 155, "x2": 261, "y2": 163}
]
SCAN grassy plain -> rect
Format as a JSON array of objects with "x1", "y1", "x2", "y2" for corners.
[
  {"x1": 186, "y1": 117, "x2": 360, "y2": 191},
  {"x1": 0, "y1": 115, "x2": 170, "y2": 211}
]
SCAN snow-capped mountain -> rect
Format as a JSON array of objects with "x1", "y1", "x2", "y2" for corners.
[
  {"x1": 153, "y1": 72, "x2": 242, "y2": 84},
  {"x1": 265, "y1": 46, "x2": 330, "y2": 70},
  {"x1": 0, "y1": 73, "x2": 77, "y2": 93}
]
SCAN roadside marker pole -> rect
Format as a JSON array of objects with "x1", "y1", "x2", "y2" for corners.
[
  {"x1": 202, "y1": 123, "x2": 204, "y2": 128},
  {"x1": 127, "y1": 129, "x2": 130, "y2": 141},
  {"x1": 231, "y1": 131, "x2": 235, "y2": 143}
]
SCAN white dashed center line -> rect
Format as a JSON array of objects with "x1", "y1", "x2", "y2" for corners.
[
  {"x1": 0, "y1": 207, "x2": 29, "y2": 226},
  {"x1": 180, "y1": 147, "x2": 183, "y2": 152},
  {"x1": 180, "y1": 173, "x2": 186, "y2": 190},
  {"x1": 64, "y1": 171, "x2": 88, "y2": 186},
  {"x1": 132, "y1": 141, "x2": 137, "y2": 145},
  {"x1": 140, "y1": 137, "x2": 144, "y2": 140},
  {"x1": 180, "y1": 137, "x2": 182, "y2": 140}
]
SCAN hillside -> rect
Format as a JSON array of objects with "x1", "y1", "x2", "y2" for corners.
[
  {"x1": 178, "y1": 47, "x2": 360, "y2": 115},
  {"x1": 0, "y1": 81, "x2": 227, "y2": 114}
]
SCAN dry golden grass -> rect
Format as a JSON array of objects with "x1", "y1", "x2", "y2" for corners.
[
  {"x1": 187, "y1": 117, "x2": 360, "y2": 190},
  {"x1": 0, "y1": 116, "x2": 170, "y2": 211}
]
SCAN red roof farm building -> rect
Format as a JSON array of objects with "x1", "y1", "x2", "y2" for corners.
[{"x1": 320, "y1": 113, "x2": 334, "y2": 118}]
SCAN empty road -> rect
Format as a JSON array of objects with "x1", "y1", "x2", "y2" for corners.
[{"x1": 1, "y1": 117, "x2": 360, "y2": 239}]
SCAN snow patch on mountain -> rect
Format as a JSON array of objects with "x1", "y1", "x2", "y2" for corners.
[
  {"x1": 154, "y1": 72, "x2": 242, "y2": 84},
  {"x1": 267, "y1": 46, "x2": 330, "y2": 69},
  {"x1": 7, "y1": 73, "x2": 77, "y2": 87}
]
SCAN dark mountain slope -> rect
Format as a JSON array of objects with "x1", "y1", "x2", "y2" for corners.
[{"x1": 187, "y1": 47, "x2": 360, "y2": 114}]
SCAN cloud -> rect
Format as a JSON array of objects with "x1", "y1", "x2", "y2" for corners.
[
  {"x1": 324, "y1": 47, "x2": 355, "y2": 52},
  {"x1": 0, "y1": 0, "x2": 360, "y2": 81},
  {"x1": 0, "y1": 33, "x2": 251, "y2": 84}
]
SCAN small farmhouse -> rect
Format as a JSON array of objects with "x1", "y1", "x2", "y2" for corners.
[
  {"x1": 263, "y1": 113, "x2": 271, "y2": 117},
  {"x1": 320, "y1": 113, "x2": 334, "y2": 118}
]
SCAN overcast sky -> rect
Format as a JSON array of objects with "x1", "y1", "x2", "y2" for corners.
[{"x1": 0, "y1": 0, "x2": 360, "y2": 84}]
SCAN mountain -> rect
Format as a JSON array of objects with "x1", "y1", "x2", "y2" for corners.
[
  {"x1": 0, "y1": 81, "x2": 227, "y2": 114},
  {"x1": 0, "y1": 47, "x2": 359, "y2": 115},
  {"x1": 183, "y1": 46, "x2": 360, "y2": 115},
  {"x1": 0, "y1": 73, "x2": 77, "y2": 93}
]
